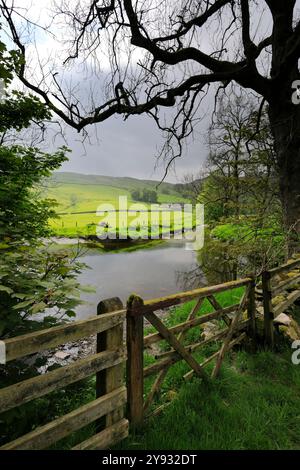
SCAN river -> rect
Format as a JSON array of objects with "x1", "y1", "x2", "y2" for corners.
[{"x1": 76, "y1": 240, "x2": 205, "y2": 319}]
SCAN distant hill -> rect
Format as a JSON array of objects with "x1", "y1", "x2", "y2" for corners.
[
  {"x1": 44, "y1": 172, "x2": 191, "y2": 236},
  {"x1": 48, "y1": 172, "x2": 182, "y2": 194},
  {"x1": 45, "y1": 171, "x2": 189, "y2": 212}
]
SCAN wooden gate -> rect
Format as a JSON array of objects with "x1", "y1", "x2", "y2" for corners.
[
  {"x1": 0, "y1": 301, "x2": 128, "y2": 450},
  {"x1": 126, "y1": 278, "x2": 256, "y2": 427}
]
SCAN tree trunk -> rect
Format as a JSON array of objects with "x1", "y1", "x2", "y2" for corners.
[
  {"x1": 266, "y1": 1, "x2": 300, "y2": 256},
  {"x1": 268, "y1": 89, "x2": 300, "y2": 256}
]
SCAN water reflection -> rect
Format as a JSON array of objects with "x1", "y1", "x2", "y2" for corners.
[{"x1": 76, "y1": 241, "x2": 205, "y2": 318}]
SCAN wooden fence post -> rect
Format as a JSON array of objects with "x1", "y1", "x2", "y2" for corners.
[
  {"x1": 262, "y1": 271, "x2": 274, "y2": 348},
  {"x1": 247, "y1": 277, "x2": 256, "y2": 343},
  {"x1": 96, "y1": 297, "x2": 124, "y2": 429},
  {"x1": 126, "y1": 294, "x2": 144, "y2": 428}
]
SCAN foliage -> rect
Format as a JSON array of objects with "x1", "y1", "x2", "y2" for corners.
[
  {"x1": 0, "y1": 39, "x2": 87, "y2": 338},
  {"x1": 197, "y1": 90, "x2": 284, "y2": 276},
  {"x1": 0, "y1": 145, "x2": 68, "y2": 241},
  {"x1": 0, "y1": 244, "x2": 87, "y2": 337},
  {"x1": 201, "y1": 90, "x2": 279, "y2": 226},
  {"x1": 0, "y1": 373, "x2": 96, "y2": 448},
  {"x1": 131, "y1": 188, "x2": 158, "y2": 204}
]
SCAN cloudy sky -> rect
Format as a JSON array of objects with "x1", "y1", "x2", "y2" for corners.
[
  {"x1": 50, "y1": 103, "x2": 211, "y2": 183},
  {"x1": 1, "y1": 0, "x2": 278, "y2": 182},
  {"x1": 0, "y1": 0, "x2": 220, "y2": 182}
]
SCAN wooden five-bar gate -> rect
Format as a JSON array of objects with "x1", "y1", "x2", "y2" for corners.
[
  {"x1": 0, "y1": 257, "x2": 299, "y2": 450},
  {"x1": 126, "y1": 277, "x2": 255, "y2": 427}
]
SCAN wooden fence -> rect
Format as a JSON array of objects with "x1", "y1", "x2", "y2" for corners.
[
  {"x1": 1, "y1": 255, "x2": 300, "y2": 448},
  {"x1": 261, "y1": 257, "x2": 300, "y2": 348},
  {"x1": 0, "y1": 300, "x2": 128, "y2": 450},
  {"x1": 126, "y1": 277, "x2": 256, "y2": 427}
]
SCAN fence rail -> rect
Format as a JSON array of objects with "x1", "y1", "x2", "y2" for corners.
[
  {"x1": 1, "y1": 309, "x2": 126, "y2": 364},
  {"x1": 1, "y1": 255, "x2": 300, "y2": 448},
  {"x1": 0, "y1": 304, "x2": 128, "y2": 450}
]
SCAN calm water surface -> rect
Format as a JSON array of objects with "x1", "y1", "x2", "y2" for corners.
[{"x1": 76, "y1": 241, "x2": 205, "y2": 319}]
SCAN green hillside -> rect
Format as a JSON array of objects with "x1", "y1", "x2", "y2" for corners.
[{"x1": 44, "y1": 172, "x2": 189, "y2": 237}]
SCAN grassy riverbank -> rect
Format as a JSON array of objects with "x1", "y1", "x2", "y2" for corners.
[{"x1": 117, "y1": 345, "x2": 300, "y2": 450}]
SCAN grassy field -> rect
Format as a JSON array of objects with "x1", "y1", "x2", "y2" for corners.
[
  {"x1": 117, "y1": 346, "x2": 300, "y2": 450},
  {"x1": 44, "y1": 172, "x2": 190, "y2": 237}
]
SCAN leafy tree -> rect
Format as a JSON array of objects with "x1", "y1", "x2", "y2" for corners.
[
  {"x1": 201, "y1": 90, "x2": 280, "y2": 228},
  {"x1": 131, "y1": 188, "x2": 158, "y2": 203},
  {"x1": 0, "y1": 40, "x2": 86, "y2": 338},
  {"x1": 0, "y1": 146, "x2": 67, "y2": 241},
  {"x1": 197, "y1": 90, "x2": 284, "y2": 277},
  {"x1": 131, "y1": 189, "x2": 141, "y2": 201},
  {"x1": 70, "y1": 193, "x2": 78, "y2": 208},
  {"x1": 142, "y1": 189, "x2": 158, "y2": 203}
]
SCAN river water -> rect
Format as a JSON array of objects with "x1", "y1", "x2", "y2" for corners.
[{"x1": 76, "y1": 240, "x2": 205, "y2": 319}]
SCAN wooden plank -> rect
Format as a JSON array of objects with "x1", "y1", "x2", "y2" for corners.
[
  {"x1": 262, "y1": 271, "x2": 274, "y2": 348},
  {"x1": 0, "y1": 387, "x2": 127, "y2": 450},
  {"x1": 268, "y1": 258, "x2": 300, "y2": 277},
  {"x1": 145, "y1": 311, "x2": 208, "y2": 380},
  {"x1": 145, "y1": 402, "x2": 171, "y2": 420},
  {"x1": 1, "y1": 309, "x2": 125, "y2": 363},
  {"x1": 154, "y1": 320, "x2": 250, "y2": 361},
  {"x1": 273, "y1": 290, "x2": 300, "y2": 316},
  {"x1": 207, "y1": 295, "x2": 231, "y2": 326},
  {"x1": 272, "y1": 273, "x2": 300, "y2": 296},
  {"x1": 144, "y1": 304, "x2": 240, "y2": 347},
  {"x1": 144, "y1": 356, "x2": 180, "y2": 378},
  {"x1": 184, "y1": 352, "x2": 219, "y2": 380},
  {"x1": 212, "y1": 285, "x2": 250, "y2": 378},
  {"x1": 96, "y1": 298, "x2": 124, "y2": 429},
  {"x1": 155, "y1": 331, "x2": 227, "y2": 361},
  {"x1": 72, "y1": 418, "x2": 129, "y2": 450},
  {"x1": 130, "y1": 278, "x2": 251, "y2": 315},
  {"x1": 143, "y1": 297, "x2": 204, "y2": 413},
  {"x1": 126, "y1": 295, "x2": 144, "y2": 428},
  {"x1": 188, "y1": 297, "x2": 205, "y2": 319},
  {"x1": 183, "y1": 332, "x2": 246, "y2": 381},
  {"x1": 0, "y1": 348, "x2": 126, "y2": 414},
  {"x1": 143, "y1": 353, "x2": 182, "y2": 378}
]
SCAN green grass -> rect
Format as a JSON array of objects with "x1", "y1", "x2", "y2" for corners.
[
  {"x1": 142, "y1": 288, "x2": 245, "y2": 406},
  {"x1": 44, "y1": 172, "x2": 189, "y2": 237},
  {"x1": 49, "y1": 210, "x2": 191, "y2": 238},
  {"x1": 211, "y1": 222, "x2": 283, "y2": 244},
  {"x1": 117, "y1": 347, "x2": 300, "y2": 450}
]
